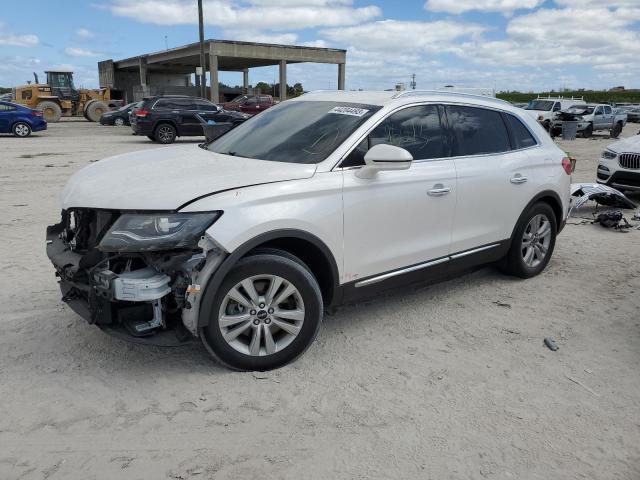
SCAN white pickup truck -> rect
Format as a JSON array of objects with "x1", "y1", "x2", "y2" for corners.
[
  {"x1": 524, "y1": 96, "x2": 586, "y2": 130},
  {"x1": 551, "y1": 104, "x2": 627, "y2": 138}
]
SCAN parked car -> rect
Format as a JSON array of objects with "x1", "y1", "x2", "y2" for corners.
[
  {"x1": 597, "y1": 134, "x2": 640, "y2": 192},
  {"x1": 551, "y1": 104, "x2": 627, "y2": 138},
  {"x1": 130, "y1": 95, "x2": 250, "y2": 143},
  {"x1": 626, "y1": 107, "x2": 640, "y2": 123},
  {"x1": 524, "y1": 96, "x2": 586, "y2": 130},
  {"x1": 0, "y1": 100, "x2": 47, "y2": 137},
  {"x1": 46, "y1": 90, "x2": 571, "y2": 370},
  {"x1": 220, "y1": 95, "x2": 276, "y2": 115},
  {"x1": 99, "y1": 102, "x2": 137, "y2": 126}
]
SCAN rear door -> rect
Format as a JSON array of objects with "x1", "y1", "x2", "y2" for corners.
[
  {"x1": 446, "y1": 105, "x2": 539, "y2": 254},
  {"x1": 342, "y1": 104, "x2": 457, "y2": 282},
  {"x1": 194, "y1": 99, "x2": 220, "y2": 128}
]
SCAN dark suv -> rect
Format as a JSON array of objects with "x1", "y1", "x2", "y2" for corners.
[{"x1": 130, "y1": 95, "x2": 250, "y2": 144}]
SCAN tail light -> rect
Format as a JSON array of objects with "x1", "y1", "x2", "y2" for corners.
[
  {"x1": 135, "y1": 109, "x2": 149, "y2": 117},
  {"x1": 32, "y1": 110, "x2": 43, "y2": 117},
  {"x1": 562, "y1": 156, "x2": 575, "y2": 175}
]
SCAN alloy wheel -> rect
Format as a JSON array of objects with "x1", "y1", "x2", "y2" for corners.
[
  {"x1": 114, "y1": 117, "x2": 125, "y2": 126},
  {"x1": 14, "y1": 124, "x2": 30, "y2": 137},
  {"x1": 218, "y1": 274, "x2": 305, "y2": 356},
  {"x1": 157, "y1": 126, "x2": 174, "y2": 142},
  {"x1": 521, "y1": 213, "x2": 551, "y2": 268}
]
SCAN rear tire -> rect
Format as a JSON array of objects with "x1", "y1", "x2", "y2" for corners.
[
  {"x1": 85, "y1": 101, "x2": 109, "y2": 122},
  {"x1": 154, "y1": 123, "x2": 177, "y2": 144},
  {"x1": 200, "y1": 253, "x2": 323, "y2": 371},
  {"x1": 12, "y1": 122, "x2": 31, "y2": 137},
  {"x1": 500, "y1": 202, "x2": 557, "y2": 279},
  {"x1": 37, "y1": 101, "x2": 62, "y2": 122}
]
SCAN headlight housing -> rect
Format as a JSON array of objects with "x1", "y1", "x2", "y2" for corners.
[
  {"x1": 602, "y1": 149, "x2": 617, "y2": 160},
  {"x1": 99, "y1": 212, "x2": 221, "y2": 252}
]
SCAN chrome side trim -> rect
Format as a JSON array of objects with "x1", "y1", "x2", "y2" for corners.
[
  {"x1": 449, "y1": 243, "x2": 500, "y2": 260},
  {"x1": 354, "y1": 257, "x2": 449, "y2": 288},
  {"x1": 354, "y1": 243, "x2": 501, "y2": 288}
]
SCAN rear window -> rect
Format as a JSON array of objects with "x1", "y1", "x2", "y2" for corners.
[
  {"x1": 446, "y1": 105, "x2": 511, "y2": 156},
  {"x1": 504, "y1": 114, "x2": 537, "y2": 149}
]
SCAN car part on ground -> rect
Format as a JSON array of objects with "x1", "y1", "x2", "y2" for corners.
[
  {"x1": 569, "y1": 183, "x2": 637, "y2": 216},
  {"x1": 46, "y1": 90, "x2": 571, "y2": 370}
]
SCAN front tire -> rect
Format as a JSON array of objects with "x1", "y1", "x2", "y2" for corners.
[
  {"x1": 582, "y1": 124, "x2": 593, "y2": 138},
  {"x1": 114, "y1": 117, "x2": 125, "y2": 127},
  {"x1": 12, "y1": 122, "x2": 31, "y2": 137},
  {"x1": 500, "y1": 202, "x2": 557, "y2": 279},
  {"x1": 200, "y1": 253, "x2": 323, "y2": 371},
  {"x1": 610, "y1": 122, "x2": 622, "y2": 138}
]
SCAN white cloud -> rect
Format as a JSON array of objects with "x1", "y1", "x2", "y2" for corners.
[
  {"x1": 425, "y1": 0, "x2": 543, "y2": 14},
  {"x1": 107, "y1": 0, "x2": 381, "y2": 30},
  {"x1": 0, "y1": 33, "x2": 39, "y2": 47},
  {"x1": 222, "y1": 30, "x2": 298, "y2": 44},
  {"x1": 301, "y1": 39, "x2": 328, "y2": 48},
  {"x1": 65, "y1": 47, "x2": 104, "y2": 57},
  {"x1": 76, "y1": 28, "x2": 94, "y2": 38}
]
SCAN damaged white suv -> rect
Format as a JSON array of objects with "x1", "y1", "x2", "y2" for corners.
[{"x1": 47, "y1": 91, "x2": 571, "y2": 370}]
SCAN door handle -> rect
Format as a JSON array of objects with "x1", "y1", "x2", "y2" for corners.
[
  {"x1": 510, "y1": 174, "x2": 528, "y2": 184},
  {"x1": 427, "y1": 184, "x2": 451, "y2": 196}
]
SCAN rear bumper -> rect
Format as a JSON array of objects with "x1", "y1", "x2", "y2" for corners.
[
  {"x1": 31, "y1": 119, "x2": 47, "y2": 131},
  {"x1": 130, "y1": 120, "x2": 153, "y2": 135}
]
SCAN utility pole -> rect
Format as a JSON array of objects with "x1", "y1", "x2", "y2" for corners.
[{"x1": 198, "y1": 0, "x2": 206, "y2": 99}]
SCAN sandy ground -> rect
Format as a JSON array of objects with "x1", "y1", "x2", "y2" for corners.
[{"x1": 1, "y1": 120, "x2": 639, "y2": 480}]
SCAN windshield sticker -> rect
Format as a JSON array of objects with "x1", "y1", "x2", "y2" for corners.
[{"x1": 329, "y1": 106, "x2": 369, "y2": 117}]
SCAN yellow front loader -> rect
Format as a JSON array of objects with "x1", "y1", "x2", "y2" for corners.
[{"x1": 12, "y1": 71, "x2": 122, "y2": 122}]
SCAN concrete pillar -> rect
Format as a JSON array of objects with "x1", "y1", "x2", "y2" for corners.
[
  {"x1": 194, "y1": 74, "x2": 200, "y2": 88},
  {"x1": 338, "y1": 63, "x2": 346, "y2": 90},
  {"x1": 209, "y1": 51, "x2": 219, "y2": 103},
  {"x1": 139, "y1": 57, "x2": 147, "y2": 86},
  {"x1": 243, "y1": 68, "x2": 249, "y2": 94},
  {"x1": 279, "y1": 59, "x2": 287, "y2": 101}
]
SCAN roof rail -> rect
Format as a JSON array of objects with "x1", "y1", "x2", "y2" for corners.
[{"x1": 392, "y1": 89, "x2": 509, "y2": 105}]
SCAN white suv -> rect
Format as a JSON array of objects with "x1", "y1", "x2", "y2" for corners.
[
  {"x1": 47, "y1": 91, "x2": 571, "y2": 370},
  {"x1": 597, "y1": 134, "x2": 640, "y2": 192}
]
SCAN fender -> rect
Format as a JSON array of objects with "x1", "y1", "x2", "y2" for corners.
[
  {"x1": 197, "y1": 229, "x2": 340, "y2": 329},
  {"x1": 508, "y1": 189, "x2": 564, "y2": 245}
]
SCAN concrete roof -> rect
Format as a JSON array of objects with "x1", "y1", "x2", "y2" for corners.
[{"x1": 109, "y1": 39, "x2": 346, "y2": 73}]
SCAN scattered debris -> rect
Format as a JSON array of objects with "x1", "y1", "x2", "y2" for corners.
[
  {"x1": 634, "y1": 210, "x2": 640, "y2": 221},
  {"x1": 584, "y1": 369, "x2": 593, "y2": 375},
  {"x1": 544, "y1": 337, "x2": 559, "y2": 351},
  {"x1": 493, "y1": 300, "x2": 512, "y2": 309},
  {"x1": 565, "y1": 374, "x2": 600, "y2": 397},
  {"x1": 18, "y1": 152, "x2": 64, "y2": 159},
  {"x1": 502, "y1": 328, "x2": 520, "y2": 335},
  {"x1": 569, "y1": 183, "x2": 637, "y2": 216},
  {"x1": 594, "y1": 210, "x2": 633, "y2": 231}
]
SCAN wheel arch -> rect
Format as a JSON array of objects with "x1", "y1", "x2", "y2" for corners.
[
  {"x1": 509, "y1": 190, "x2": 564, "y2": 245},
  {"x1": 197, "y1": 229, "x2": 340, "y2": 329}
]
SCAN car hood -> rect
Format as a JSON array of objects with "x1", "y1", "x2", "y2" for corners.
[
  {"x1": 62, "y1": 145, "x2": 317, "y2": 210},
  {"x1": 608, "y1": 134, "x2": 640, "y2": 153}
]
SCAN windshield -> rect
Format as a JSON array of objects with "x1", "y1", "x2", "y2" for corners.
[
  {"x1": 230, "y1": 95, "x2": 248, "y2": 103},
  {"x1": 208, "y1": 100, "x2": 381, "y2": 164},
  {"x1": 118, "y1": 102, "x2": 135, "y2": 112},
  {"x1": 526, "y1": 100, "x2": 554, "y2": 111}
]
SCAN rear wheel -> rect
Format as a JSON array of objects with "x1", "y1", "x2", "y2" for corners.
[
  {"x1": 85, "y1": 101, "x2": 109, "y2": 122},
  {"x1": 611, "y1": 122, "x2": 622, "y2": 138},
  {"x1": 500, "y1": 202, "x2": 557, "y2": 279},
  {"x1": 12, "y1": 122, "x2": 31, "y2": 137},
  {"x1": 200, "y1": 253, "x2": 323, "y2": 371},
  {"x1": 154, "y1": 123, "x2": 177, "y2": 144},
  {"x1": 37, "y1": 101, "x2": 62, "y2": 122}
]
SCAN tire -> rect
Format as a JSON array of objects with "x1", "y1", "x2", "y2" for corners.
[
  {"x1": 114, "y1": 117, "x2": 125, "y2": 127},
  {"x1": 154, "y1": 123, "x2": 177, "y2": 144},
  {"x1": 12, "y1": 122, "x2": 31, "y2": 137},
  {"x1": 200, "y1": 253, "x2": 323, "y2": 371},
  {"x1": 611, "y1": 122, "x2": 622, "y2": 138},
  {"x1": 37, "y1": 101, "x2": 62, "y2": 122},
  {"x1": 500, "y1": 202, "x2": 557, "y2": 279},
  {"x1": 85, "y1": 101, "x2": 110, "y2": 122},
  {"x1": 542, "y1": 120, "x2": 550, "y2": 132},
  {"x1": 147, "y1": 135, "x2": 156, "y2": 141},
  {"x1": 582, "y1": 124, "x2": 593, "y2": 138}
]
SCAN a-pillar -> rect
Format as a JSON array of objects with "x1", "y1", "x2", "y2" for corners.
[
  {"x1": 209, "y1": 45, "x2": 219, "y2": 103},
  {"x1": 243, "y1": 68, "x2": 249, "y2": 94},
  {"x1": 338, "y1": 63, "x2": 346, "y2": 90},
  {"x1": 279, "y1": 59, "x2": 287, "y2": 101}
]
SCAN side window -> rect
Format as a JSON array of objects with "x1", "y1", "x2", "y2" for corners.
[
  {"x1": 259, "y1": 96, "x2": 271, "y2": 105},
  {"x1": 604, "y1": 106, "x2": 612, "y2": 115},
  {"x1": 22, "y1": 90, "x2": 32, "y2": 100},
  {"x1": 446, "y1": 105, "x2": 511, "y2": 156},
  {"x1": 153, "y1": 99, "x2": 173, "y2": 109},
  {"x1": 504, "y1": 113, "x2": 537, "y2": 149},
  {"x1": 552, "y1": 102, "x2": 561, "y2": 112},
  {"x1": 196, "y1": 100, "x2": 218, "y2": 111},
  {"x1": 174, "y1": 98, "x2": 196, "y2": 110},
  {"x1": 245, "y1": 97, "x2": 258, "y2": 106},
  {"x1": 594, "y1": 106, "x2": 603, "y2": 115}
]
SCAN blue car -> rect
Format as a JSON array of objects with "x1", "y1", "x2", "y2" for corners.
[{"x1": 0, "y1": 100, "x2": 47, "y2": 137}]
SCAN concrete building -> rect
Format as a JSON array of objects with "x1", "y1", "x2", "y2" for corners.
[{"x1": 99, "y1": 39, "x2": 346, "y2": 103}]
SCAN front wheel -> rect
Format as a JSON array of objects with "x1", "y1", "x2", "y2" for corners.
[
  {"x1": 500, "y1": 202, "x2": 557, "y2": 279},
  {"x1": 610, "y1": 122, "x2": 622, "y2": 138},
  {"x1": 114, "y1": 117, "x2": 125, "y2": 127},
  {"x1": 582, "y1": 124, "x2": 593, "y2": 138},
  {"x1": 200, "y1": 253, "x2": 323, "y2": 371},
  {"x1": 12, "y1": 122, "x2": 31, "y2": 137}
]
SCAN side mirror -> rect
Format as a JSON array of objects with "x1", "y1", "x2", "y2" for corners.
[{"x1": 356, "y1": 144, "x2": 413, "y2": 179}]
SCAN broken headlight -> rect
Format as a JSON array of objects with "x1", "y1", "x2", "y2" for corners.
[
  {"x1": 602, "y1": 149, "x2": 617, "y2": 160},
  {"x1": 99, "y1": 212, "x2": 221, "y2": 252}
]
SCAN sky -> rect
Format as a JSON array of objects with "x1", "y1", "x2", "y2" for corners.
[{"x1": 1, "y1": 0, "x2": 639, "y2": 92}]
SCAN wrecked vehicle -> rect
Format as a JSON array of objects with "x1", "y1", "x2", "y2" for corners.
[
  {"x1": 524, "y1": 96, "x2": 586, "y2": 131},
  {"x1": 47, "y1": 90, "x2": 571, "y2": 371},
  {"x1": 597, "y1": 134, "x2": 640, "y2": 193},
  {"x1": 551, "y1": 104, "x2": 627, "y2": 138}
]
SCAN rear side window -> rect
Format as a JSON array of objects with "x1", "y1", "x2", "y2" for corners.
[
  {"x1": 153, "y1": 99, "x2": 174, "y2": 109},
  {"x1": 504, "y1": 114, "x2": 537, "y2": 149},
  {"x1": 446, "y1": 105, "x2": 511, "y2": 156},
  {"x1": 604, "y1": 106, "x2": 612, "y2": 114}
]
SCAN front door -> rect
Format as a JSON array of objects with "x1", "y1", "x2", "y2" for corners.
[{"x1": 341, "y1": 104, "x2": 456, "y2": 283}]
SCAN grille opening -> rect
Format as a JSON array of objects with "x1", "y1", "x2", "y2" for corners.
[{"x1": 619, "y1": 153, "x2": 640, "y2": 170}]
